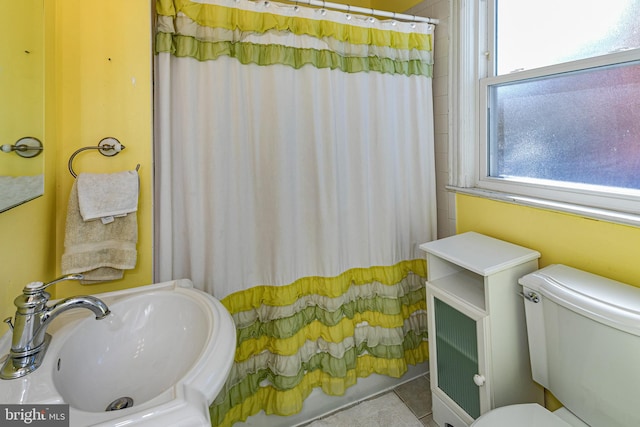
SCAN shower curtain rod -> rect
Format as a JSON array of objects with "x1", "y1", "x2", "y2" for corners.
[{"x1": 271, "y1": 0, "x2": 440, "y2": 24}]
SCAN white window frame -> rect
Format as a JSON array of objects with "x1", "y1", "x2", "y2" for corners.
[{"x1": 450, "y1": 0, "x2": 640, "y2": 225}]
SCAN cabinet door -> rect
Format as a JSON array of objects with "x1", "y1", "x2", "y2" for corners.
[
  {"x1": 434, "y1": 297, "x2": 481, "y2": 418},
  {"x1": 427, "y1": 284, "x2": 490, "y2": 423}
]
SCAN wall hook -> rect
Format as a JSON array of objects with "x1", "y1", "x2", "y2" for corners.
[{"x1": 0, "y1": 137, "x2": 43, "y2": 158}]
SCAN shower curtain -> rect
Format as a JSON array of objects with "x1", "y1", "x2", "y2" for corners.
[{"x1": 154, "y1": 0, "x2": 436, "y2": 425}]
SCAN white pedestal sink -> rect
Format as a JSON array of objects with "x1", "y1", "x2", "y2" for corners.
[{"x1": 0, "y1": 279, "x2": 236, "y2": 426}]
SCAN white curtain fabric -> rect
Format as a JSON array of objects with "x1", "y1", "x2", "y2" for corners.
[{"x1": 154, "y1": 3, "x2": 437, "y2": 300}]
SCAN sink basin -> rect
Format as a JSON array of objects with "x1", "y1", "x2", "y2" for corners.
[
  {"x1": 54, "y1": 290, "x2": 214, "y2": 412},
  {"x1": 0, "y1": 279, "x2": 236, "y2": 426}
]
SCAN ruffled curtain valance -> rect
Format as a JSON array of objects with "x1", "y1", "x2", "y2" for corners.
[{"x1": 156, "y1": 0, "x2": 433, "y2": 76}]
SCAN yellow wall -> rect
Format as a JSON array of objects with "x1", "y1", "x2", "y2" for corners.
[
  {"x1": 0, "y1": 1, "x2": 51, "y2": 328},
  {"x1": 332, "y1": 0, "x2": 371, "y2": 7},
  {"x1": 0, "y1": 0, "x2": 44, "y2": 176},
  {"x1": 281, "y1": 0, "x2": 372, "y2": 8},
  {"x1": 0, "y1": 0, "x2": 153, "y2": 330},
  {"x1": 52, "y1": 0, "x2": 153, "y2": 298},
  {"x1": 456, "y1": 194, "x2": 640, "y2": 288},
  {"x1": 373, "y1": 0, "x2": 423, "y2": 12}
]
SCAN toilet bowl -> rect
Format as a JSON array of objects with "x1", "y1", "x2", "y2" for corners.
[
  {"x1": 471, "y1": 403, "x2": 588, "y2": 427},
  {"x1": 469, "y1": 264, "x2": 640, "y2": 427}
]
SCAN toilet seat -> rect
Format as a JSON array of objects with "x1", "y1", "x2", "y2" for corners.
[{"x1": 471, "y1": 404, "x2": 572, "y2": 427}]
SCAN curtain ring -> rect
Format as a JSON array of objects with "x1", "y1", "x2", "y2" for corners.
[
  {"x1": 368, "y1": 8, "x2": 375, "y2": 23},
  {"x1": 345, "y1": 4, "x2": 352, "y2": 20}
]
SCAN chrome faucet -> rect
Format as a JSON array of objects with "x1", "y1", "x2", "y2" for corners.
[{"x1": 0, "y1": 274, "x2": 111, "y2": 380}]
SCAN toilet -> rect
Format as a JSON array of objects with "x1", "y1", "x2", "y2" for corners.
[{"x1": 471, "y1": 264, "x2": 640, "y2": 427}]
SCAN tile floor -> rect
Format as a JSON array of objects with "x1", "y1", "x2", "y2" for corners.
[{"x1": 301, "y1": 375, "x2": 438, "y2": 427}]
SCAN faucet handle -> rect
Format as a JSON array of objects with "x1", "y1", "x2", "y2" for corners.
[
  {"x1": 24, "y1": 281, "x2": 45, "y2": 291},
  {"x1": 23, "y1": 274, "x2": 84, "y2": 295},
  {"x1": 3, "y1": 317, "x2": 13, "y2": 331}
]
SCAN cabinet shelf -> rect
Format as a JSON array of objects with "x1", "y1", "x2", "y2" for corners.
[{"x1": 429, "y1": 270, "x2": 485, "y2": 312}]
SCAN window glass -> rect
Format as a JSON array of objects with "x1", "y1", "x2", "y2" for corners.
[
  {"x1": 496, "y1": 0, "x2": 640, "y2": 74},
  {"x1": 488, "y1": 61, "x2": 640, "y2": 191}
]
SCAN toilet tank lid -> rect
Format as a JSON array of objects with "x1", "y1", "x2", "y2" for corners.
[{"x1": 519, "y1": 264, "x2": 640, "y2": 337}]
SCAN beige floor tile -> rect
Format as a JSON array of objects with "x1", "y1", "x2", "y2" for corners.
[
  {"x1": 394, "y1": 376, "x2": 432, "y2": 419},
  {"x1": 305, "y1": 392, "x2": 423, "y2": 427},
  {"x1": 419, "y1": 413, "x2": 439, "y2": 427}
]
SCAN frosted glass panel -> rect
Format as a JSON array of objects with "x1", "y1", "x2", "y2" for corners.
[
  {"x1": 434, "y1": 298, "x2": 480, "y2": 419},
  {"x1": 488, "y1": 61, "x2": 640, "y2": 190},
  {"x1": 496, "y1": 0, "x2": 640, "y2": 74}
]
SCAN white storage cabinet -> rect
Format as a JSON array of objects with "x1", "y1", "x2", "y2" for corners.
[{"x1": 419, "y1": 232, "x2": 544, "y2": 427}]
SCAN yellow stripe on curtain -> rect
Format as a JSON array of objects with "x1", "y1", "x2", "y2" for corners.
[
  {"x1": 157, "y1": 15, "x2": 433, "y2": 62},
  {"x1": 210, "y1": 262, "x2": 429, "y2": 426},
  {"x1": 225, "y1": 259, "x2": 427, "y2": 310},
  {"x1": 157, "y1": 0, "x2": 432, "y2": 52}
]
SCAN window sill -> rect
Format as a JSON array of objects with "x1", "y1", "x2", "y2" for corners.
[{"x1": 447, "y1": 186, "x2": 640, "y2": 228}]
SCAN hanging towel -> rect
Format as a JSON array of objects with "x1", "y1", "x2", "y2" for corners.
[
  {"x1": 61, "y1": 176, "x2": 138, "y2": 284},
  {"x1": 76, "y1": 170, "x2": 139, "y2": 223}
]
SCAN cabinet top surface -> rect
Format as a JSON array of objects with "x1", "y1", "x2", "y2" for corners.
[{"x1": 419, "y1": 232, "x2": 540, "y2": 276}]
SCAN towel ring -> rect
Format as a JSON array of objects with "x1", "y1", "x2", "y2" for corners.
[{"x1": 68, "y1": 137, "x2": 139, "y2": 178}]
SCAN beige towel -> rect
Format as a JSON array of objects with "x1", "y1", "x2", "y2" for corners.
[
  {"x1": 61, "y1": 180, "x2": 138, "y2": 284},
  {"x1": 77, "y1": 170, "x2": 139, "y2": 222}
]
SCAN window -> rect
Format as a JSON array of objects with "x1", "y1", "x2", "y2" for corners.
[{"x1": 456, "y1": 0, "x2": 640, "y2": 218}]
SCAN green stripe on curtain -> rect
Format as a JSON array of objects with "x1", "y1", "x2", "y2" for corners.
[
  {"x1": 209, "y1": 262, "x2": 429, "y2": 426},
  {"x1": 235, "y1": 288, "x2": 426, "y2": 343},
  {"x1": 156, "y1": 33, "x2": 432, "y2": 76}
]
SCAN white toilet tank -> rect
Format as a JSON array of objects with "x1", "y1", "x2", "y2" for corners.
[{"x1": 519, "y1": 264, "x2": 640, "y2": 427}]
